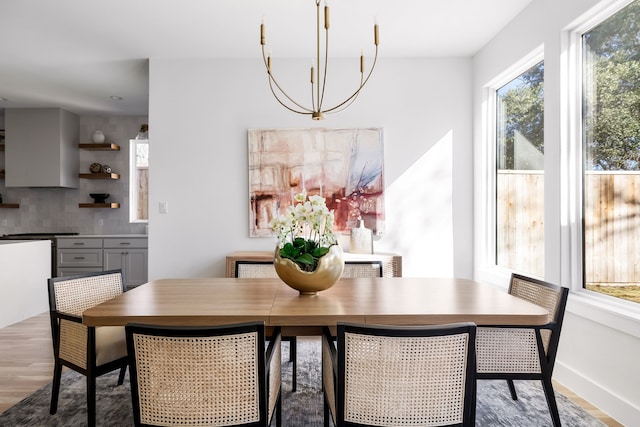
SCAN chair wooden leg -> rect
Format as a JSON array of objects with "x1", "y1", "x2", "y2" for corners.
[
  {"x1": 49, "y1": 362, "x2": 63, "y2": 414},
  {"x1": 117, "y1": 365, "x2": 127, "y2": 385},
  {"x1": 87, "y1": 375, "x2": 96, "y2": 427},
  {"x1": 291, "y1": 338, "x2": 297, "y2": 392},
  {"x1": 507, "y1": 379, "x2": 518, "y2": 400},
  {"x1": 541, "y1": 378, "x2": 562, "y2": 427}
]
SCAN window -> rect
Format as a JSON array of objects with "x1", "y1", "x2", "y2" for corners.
[
  {"x1": 495, "y1": 61, "x2": 545, "y2": 277},
  {"x1": 582, "y1": 0, "x2": 640, "y2": 304},
  {"x1": 129, "y1": 138, "x2": 149, "y2": 223}
]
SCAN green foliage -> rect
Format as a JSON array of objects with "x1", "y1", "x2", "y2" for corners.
[
  {"x1": 584, "y1": 0, "x2": 640, "y2": 170},
  {"x1": 278, "y1": 239, "x2": 330, "y2": 271},
  {"x1": 497, "y1": 61, "x2": 545, "y2": 170}
]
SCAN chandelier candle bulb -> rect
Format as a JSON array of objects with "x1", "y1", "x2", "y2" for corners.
[
  {"x1": 360, "y1": 52, "x2": 364, "y2": 73},
  {"x1": 260, "y1": 20, "x2": 265, "y2": 45},
  {"x1": 324, "y1": 3, "x2": 330, "y2": 29},
  {"x1": 374, "y1": 24, "x2": 379, "y2": 45}
]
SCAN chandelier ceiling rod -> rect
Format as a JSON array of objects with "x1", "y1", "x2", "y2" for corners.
[{"x1": 260, "y1": 0, "x2": 379, "y2": 120}]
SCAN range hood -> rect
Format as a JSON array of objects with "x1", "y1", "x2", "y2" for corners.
[{"x1": 4, "y1": 108, "x2": 79, "y2": 188}]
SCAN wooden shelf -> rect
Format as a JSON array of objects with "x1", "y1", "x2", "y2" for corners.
[
  {"x1": 0, "y1": 203, "x2": 20, "y2": 208},
  {"x1": 79, "y1": 203, "x2": 120, "y2": 209},
  {"x1": 79, "y1": 172, "x2": 120, "y2": 180},
  {"x1": 79, "y1": 143, "x2": 120, "y2": 151}
]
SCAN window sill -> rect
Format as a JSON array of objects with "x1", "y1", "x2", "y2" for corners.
[{"x1": 566, "y1": 289, "x2": 640, "y2": 339}]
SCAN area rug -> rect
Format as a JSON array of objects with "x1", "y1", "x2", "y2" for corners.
[{"x1": 0, "y1": 338, "x2": 604, "y2": 426}]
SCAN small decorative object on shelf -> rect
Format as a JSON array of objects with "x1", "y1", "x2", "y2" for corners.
[
  {"x1": 92, "y1": 130, "x2": 105, "y2": 143},
  {"x1": 101, "y1": 164, "x2": 112, "y2": 173},
  {"x1": 90, "y1": 193, "x2": 110, "y2": 203},
  {"x1": 349, "y1": 218, "x2": 373, "y2": 254},
  {"x1": 89, "y1": 162, "x2": 102, "y2": 173},
  {"x1": 270, "y1": 191, "x2": 344, "y2": 295},
  {"x1": 135, "y1": 124, "x2": 148, "y2": 140}
]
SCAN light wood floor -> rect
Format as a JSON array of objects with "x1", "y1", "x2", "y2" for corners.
[{"x1": 0, "y1": 312, "x2": 624, "y2": 426}]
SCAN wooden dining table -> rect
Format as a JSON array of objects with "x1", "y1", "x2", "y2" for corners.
[{"x1": 82, "y1": 277, "x2": 550, "y2": 334}]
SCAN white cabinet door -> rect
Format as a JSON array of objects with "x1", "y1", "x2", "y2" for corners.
[{"x1": 104, "y1": 248, "x2": 148, "y2": 289}]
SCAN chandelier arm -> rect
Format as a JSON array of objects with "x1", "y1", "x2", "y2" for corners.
[
  {"x1": 262, "y1": 46, "x2": 313, "y2": 113},
  {"x1": 319, "y1": 21, "x2": 329, "y2": 112},
  {"x1": 324, "y1": 73, "x2": 364, "y2": 115},
  {"x1": 268, "y1": 77, "x2": 312, "y2": 116},
  {"x1": 322, "y1": 45, "x2": 378, "y2": 114},
  {"x1": 315, "y1": 0, "x2": 322, "y2": 112}
]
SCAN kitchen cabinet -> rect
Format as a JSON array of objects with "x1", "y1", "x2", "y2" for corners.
[
  {"x1": 103, "y1": 238, "x2": 148, "y2": 288},
  {"x1": 57, "y1": 236, "x2": 147, "y2": 289}
]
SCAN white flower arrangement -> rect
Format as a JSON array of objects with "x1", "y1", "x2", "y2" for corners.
[{"x1": 270, "y1": 191, "x2": 338, "y2": 272}]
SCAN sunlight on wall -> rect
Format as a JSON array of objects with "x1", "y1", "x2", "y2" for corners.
[{"x1": 383, "y1": 130, "x2": 454, "y2": 276}]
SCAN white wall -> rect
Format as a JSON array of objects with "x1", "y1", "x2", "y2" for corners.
[
  {"x1": 148, "y1": 57, "x2": 473, "y2": 279},
  {"x1": 0, "y1": 240, "x2": 50, "y2": 327},
  {"x1": 472, "y1": 0, "x2": 640, "y2": 424}
]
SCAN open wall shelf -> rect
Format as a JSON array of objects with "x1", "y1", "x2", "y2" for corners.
[
  {"x1": 79, "y1": 143, "x2": 120, "y2": 151},
  {"x1": 79, "y1": 203, "x2": 120, "y2": 209},
  {"x1": 79, "y1": 173, "x2": 120, "y2": 180}
]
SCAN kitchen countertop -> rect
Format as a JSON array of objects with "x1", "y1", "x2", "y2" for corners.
[{"x1": 55, "y1": 234, "x2": 147, "y2": 238}]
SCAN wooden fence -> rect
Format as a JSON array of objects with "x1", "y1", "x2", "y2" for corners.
[{"x1": 497, "y1": 170, "x2": 640, "y2": 284}]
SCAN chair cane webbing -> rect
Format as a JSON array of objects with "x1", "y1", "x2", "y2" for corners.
[
  {"x1": 132, "y1": 332, "x2": 261, "y2": 426},
  {"x1": 268, "y1": 333, "x2": 282, "y2": 422},
  {"x1": 323, "y1": 322, "x2": 476, "y2": 427},
  {"x1": 126, "y1": 322, "x2": 281, "y2": 427},
  {"x1": 343, "y1": 332, "x2": 470, "y2": 426}
]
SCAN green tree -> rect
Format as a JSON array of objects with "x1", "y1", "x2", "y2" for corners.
[
  {"x1": 584, "y1": 0, "x2": 640, "y2": 170},
  {"x1": 497, "y1": 61, "x2": 545, "y2": 170}
]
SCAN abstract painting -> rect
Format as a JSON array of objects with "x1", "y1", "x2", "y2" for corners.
[{"x1": 248, "y1": 128, "x2": 384, "y2": 237}]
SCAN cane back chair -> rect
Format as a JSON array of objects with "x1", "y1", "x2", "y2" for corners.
[
  {"x1": 476, "y1": 273, "x2": 569, "y2": 427},
  {"x1": 125, "y1": 321, "x2": 282, "y2": 427},
  {"x1": 48, "y1": 269, "x2": 128, "y2": 427},
  {"x1": 323, "y1": 322, "x2": 477, "y2": 427}
]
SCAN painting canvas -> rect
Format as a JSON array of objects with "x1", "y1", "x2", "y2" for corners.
[{"x1": 248, "y1": 128, "x2": 384, "y2": 237}]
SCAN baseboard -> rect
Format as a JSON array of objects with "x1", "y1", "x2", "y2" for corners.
[{"x1": 555, "y1": 360, "x2": 640, "y2": 426}]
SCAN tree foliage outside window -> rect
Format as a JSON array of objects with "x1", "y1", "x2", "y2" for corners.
[
  {"x1": 497, "y1": 62, "x2": 545, "y2": 170},
  {"x1": 583, "y1": 0, "x2": 640, "y2": 171}
]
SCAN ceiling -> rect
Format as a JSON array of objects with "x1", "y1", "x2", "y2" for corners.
[{"x1": 0, "y1": 0, "x2": 532, "y2": 117}]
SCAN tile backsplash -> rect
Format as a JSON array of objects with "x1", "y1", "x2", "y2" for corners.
[{"x1": 0, "y1": 114, "x2": 148, "y2": 235}]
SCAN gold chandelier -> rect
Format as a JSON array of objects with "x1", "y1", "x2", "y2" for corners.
[{"x1": 260, "y1": 0, "x2": 379, "y2": 120}]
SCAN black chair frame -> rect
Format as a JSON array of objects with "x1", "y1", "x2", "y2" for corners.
[
  {"x1": 476, "y1": 273, "x2": 569, "y2": 427},
  {"x1": 323, "y1": 322, "x2": 477, "y2": 427},
  {"x1": 48, "y1": 269, "x2": 128, "y2": 427},
  {"x1": 125, "y1": 321, "x2": 282, "y2": 427}
]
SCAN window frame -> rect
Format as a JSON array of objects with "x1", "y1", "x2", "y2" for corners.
[
  {"x1": 129, "y1": 138, "x2": 149, "y2": 224},
  {"x1": 478, "y1": 46, "x2": 545, "y2": 284},
  {"x1": 562, "y1": 0, "x2": 640, "y2": 325}
]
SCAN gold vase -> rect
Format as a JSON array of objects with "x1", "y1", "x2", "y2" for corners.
[{"x1": 274, "y1": 244, "x2": 345, "y2": 295}]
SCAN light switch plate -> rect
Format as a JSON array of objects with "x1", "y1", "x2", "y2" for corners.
[{"x1": 159, "y1": 201, "x2": 168, "y2": 214}]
